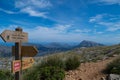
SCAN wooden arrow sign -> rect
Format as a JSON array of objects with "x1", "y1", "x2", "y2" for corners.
[
  {"x1": 22, "y1": 57, "x2": 35, "y2": 70},
  {"x1": 11, "y1": 60, "x2": 21, "y2": 73},
  {"x1": 0, "y1": 30, "x2": 28, "y2": 42},
  {"x1": 12, "y1": 46, "x2": 38, "y2": 57},
  {"x1": 11, "y1": 58, "x2": 35, "y2": 72}
]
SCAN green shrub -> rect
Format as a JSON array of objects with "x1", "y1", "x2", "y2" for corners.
[
  {"x1": 23, "y1": 66, "x2": 65, "y2": 80},
  {"x1": 23, "y1": 68, "x2": 39, "y2": 80},
  {"x1": 65, "y1": 56, "x2": 80, "y2": 71},
  {"x1": 38, "y1": 55, "x2": 81, "y2": 71},
  {"x1": 0, "y1": 70, "x2": 13, "y2": 80},
  {"x1": 24, "y1": 54, "x2": 81, "y2": 80},
  {"x1": 38, "y1": 56, "x2": 65, "y2": 69},
  {"x1": 39, "y1": 66, "x2": 65, "y2": 80},
  {"x1": 104, "y1": 57, "x2": 120, "y2": 74}
]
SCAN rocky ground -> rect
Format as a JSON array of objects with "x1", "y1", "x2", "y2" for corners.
[{"x1": 64, "y1": 57, "x2": 117, "y2": 80}]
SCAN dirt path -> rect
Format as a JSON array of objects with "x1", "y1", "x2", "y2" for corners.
[{"x1": 64, "y1": 57, "x2": 117, "y2": 80}]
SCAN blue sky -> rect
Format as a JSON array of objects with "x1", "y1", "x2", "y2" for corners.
[{"x1": 0, "y1": 0, "x2": 120, "y2": 44}]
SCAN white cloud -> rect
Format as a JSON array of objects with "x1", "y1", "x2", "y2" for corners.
[
  {"x1": 1, "y1": 24, "x2": 120, "y2": 44},
  {"x1": 106, "y1": 22, "x2": 120, "y2": 31},
  {"x1": 0, "y1": 25, "x2": 18, "y2": 34},
  {"x1": 74, "y1": 29, "x2": 91, "y2": 33},
  {"x1": 100, "y1": 0, "x2": 120, "y2": 5},
  {"x1": 97, "y1": 32, "x2": 104, "y2": 34},
  {"x1": 107, "y1": 26, "x2": 120, "y2": 31},
  {"x1": 0, "y1": 8, "x2": 16, "y2": 14},
  {"x1": 20, "y1": 7, "x2": 47, "y2": 18},
  {"x1": 23, "y1": 24, "x2": 92, "y2": 42},
  {"x1": 89, "y1": 14, "x2": 104, "y2": 23},
  {"x1": 93, "y1": 0, "x2": 120, "y2": 5},
  {"x1": 6, "y1": 25, "x2": 18, "y2": 30},
  {"x1": 98, "y1": 21, "x2": 120, "y2": 31},
  {"x1": 15, "y1": 0, "x2": 52, "y2": 8},
  {"x1": 15, "y1": 0, "x2": 52, "y2": 18},
  {"x1": 89, "y1": 14, "x2": 120, "y2": 32},
  {"x1": 31, "y1": 24, "x2": 72, "y2": 35}
]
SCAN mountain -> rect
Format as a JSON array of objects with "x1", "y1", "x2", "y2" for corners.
[
  {"x1": 0, "y1": 45, "x2": 11, "y2": 57},
  {"x1": 0, "y1": 42, "x2": 74, "y2": 57},
  {"x1": 44, "y1": 42, "x2": 72, "y2": 49},
  {"x1": 0, "y1": 41, "x2": 105, "y2": 57},
  {"x1": 23, "y1": 42, "x2": 73, "y2": 56},
  {"x1": 76, "y1": 40, "x2": 104, "y2": 48},
  {"x1": 23, "y1": 43, "x2": 49, "y2": 51}
]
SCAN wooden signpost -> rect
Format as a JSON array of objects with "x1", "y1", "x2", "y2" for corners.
[
  {"x1": 12, "y1": 60, "x2": 21, "y2": 73},
  {"x1": 1, "y1": 30, "x2": 28, "y2": 42},
  {"x1": 22, "y1": 57, "x2": 35, "y2": 70},
  {"x1": 12, "y1": 58, "x2": 35, "y2": 73},
  {"x1": 12, "y1": 46, "x2": 38, "y2": 57},
  {"x1": 0, "y1": 27, "x2": 38, "y2": 80}
]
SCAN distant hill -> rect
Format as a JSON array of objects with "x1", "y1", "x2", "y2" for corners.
[
  {"x1": 0, "y1": 45, "x2": 11, "y2": 57},
  {"x1": 44, "y1": 42, "x2": 72, "y2": 49},
  {"x1": 76, "y1": 40, "x2": 104, "y2": 48},
  {"x1": 69, "y1": 44, "x2": 120, "y2": 62},
  {"x1": 23, "y1": 43, "x2": 49, "y2": 51},
  {"x1": 23, "y1": 42, "x2": 73, "y2": 56},
  {"x1": 0, "y1": 40, "x2": 112, "y2": 58},
  {"x1": 0, "y1": 42, "x2": 74, "y2": 57}
]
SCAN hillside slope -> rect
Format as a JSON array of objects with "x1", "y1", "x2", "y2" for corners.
[{"x1": 64, "y1": 56, "x2": 117, "y2": 80}]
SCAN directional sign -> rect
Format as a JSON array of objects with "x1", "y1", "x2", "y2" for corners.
[
  {"x1": 11, "y1": 60, "x2": 21, "y2": 73},
  {"x1": 22, "y1": 57, "x2": 34, "y2": 70},
  {"x1": 12, "y1": 46, "x2": 38, "y2": 57},
  {"x1": 0, "y1": 30, "x2": 28, "y2": 42}
]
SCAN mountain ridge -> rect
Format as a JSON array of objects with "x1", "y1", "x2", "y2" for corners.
[{"x1": 75, "y1": 40, "x2": 105, "y2": 48}]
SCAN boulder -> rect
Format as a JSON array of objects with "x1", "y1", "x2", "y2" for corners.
[{"x1": 108, "y1": 74, "x2": 120, "y2": 80}]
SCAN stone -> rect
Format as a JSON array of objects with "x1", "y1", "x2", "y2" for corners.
[
  {"x1": 108, "y1": 74, "x2": 120, "y2": 80},
  {"x1": 100, "y1": 77, "x2": 106, "y2": 80}
]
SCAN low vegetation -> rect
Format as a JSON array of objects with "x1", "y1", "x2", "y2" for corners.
[
  {"x1": 65, "y1": 55, "x2": 80, "y2": 71},
  {"x1": 0, "y1": 70, "x2": 14, "y2": 80},
  {"x1": 104, "y1": 57, "x2": 120, "y2": 74},
  {"x1": 1, "y1": 44, "x2": 120, "y2": 80},
  {"x1": 39, "y1": 67, "x2": 65, "y2": 80},
  {"x1": 23, "y1": 52, "x2": 81, "y2": 80}
]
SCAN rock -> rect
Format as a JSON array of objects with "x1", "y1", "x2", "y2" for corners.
[
  {"x1": 100, "y1": 77, "x2": 106, "y2": 80},
  {"x1": 108, "y1": 74, "x2": 120, "y2": 80}
]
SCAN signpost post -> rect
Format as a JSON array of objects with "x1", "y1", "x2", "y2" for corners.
[
  {"x1": 14, "y1": 28, "x2": 23, "y2": 80},
  {"x1": 0, "y1": 27, "x2": 38, "y2": 80}
]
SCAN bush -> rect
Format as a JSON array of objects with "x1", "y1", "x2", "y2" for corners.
[
  {"x1": 39, "y1": 66, "x2": 65, "y2": 80},
  {"x1": 24, "y1": 54, "x2": 81, "y2": 80},
  {"x1": 0, "y1": 70, "x2": 13, "y2": 80},
  {"x1": 23, "y1": 68, "x2": 39, "y2": 80},
  {"x1": 38, "y1": 55, "x2": 81, "y2": 71},
  {"x1": 38, "y1": 56, "x2": 65, "y2": 69},
  {"x1": 65, "y1": 56, "x2": 80, "y2": 71},
  {"x1": 104, "y1": 57, "x2": 120, "y2": 74},
  {"x1": 23, "y1": 66, "x2": 65, "y2": 80}
]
